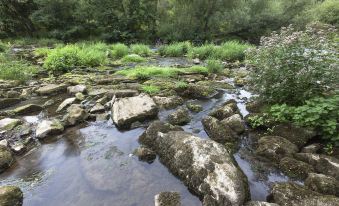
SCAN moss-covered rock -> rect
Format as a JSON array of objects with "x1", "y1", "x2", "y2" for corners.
[
  {"x1": 155, "y1": 192, "x2": 181, "y2": 206},
  {"x1": 186, "y1": 102, "x2": 203, "y2": 113},
  {"x1": 0, "y1": 118, "x2": 21, "y2": 131},
  {"x1": 305, "y1": 173, "x2": 339, "y2": 196},
  {"x1": 0, "y1": 186, "x2": 23, "y2": 206},
  {"x1": 167, "y1": 107, "x2": 190, "y2": 126},
  {"x1": 13, "y1": 104, "x2": 43, "y2": 115},
  {"x1": 279, "y1": 157, "x2": 314, "y2": 179},
  {"x1": 202, "y1": 116, "x2": 237, "y2": 144},
  {"x1": 0, "y1": 146, "x2": 14, "y2": 173}
]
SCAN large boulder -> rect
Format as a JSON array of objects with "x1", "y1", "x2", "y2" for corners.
[
  {"x1": 305, "y1": 173, "x2": 339, "y2": 196},
  {"x1": 0, "y1": 186, "x2": 23, "y2": 206},
  {"x1": 56, "y1": 98, "x2": 76, "y2": 113},
  {"x1": 301, "y1": 143, "x2": 322, "y2": 153},
  {"x1": 0, "y1": 118, "x2": 21, "y2": 131},
  {"x1": 279, "y1": 157, "x2": 314, "y2": 179},
  {"x1": 154, "y1": 192, "x2": 181, "y2": 206},
  {"x1": 268, "y1": 182, "x2": 339, "y2": 206},
  {"x1": 167, "y1": 107, "x2": 190, "y2": 126},
  {"x1": 221, "y1": 114, "x2": 245, "y2": 134},
  {"x1": 13, "y1": 104, "x2": 43, "y2": 115},
  {"x1": 256, "y1": 136, "x2": 298, "y2": 162},
  {"x1": 315, "y1": 156, "x2": 339, "y2": 180},
  {"x1": 64, "y1": 104, "x2": 88, "y2": 126},
  {"x1": 271, "y1": 123, "x2": 316, "y2": 148},
  {"x1": 0, "y1": 145, "x2": 14, "y2": 173},
  {"x1": 35, "y1": 119, "x2": 64, "y2": 139},
  {"x1": 111, "y1": 94, "x2": 158, "y2": 129},
  {"x1": 294, "y1": 153, "x2": 321, "y2": 167},
  {"x1": 154, "y1": 131, "x2": 249, "y2": 206},
  {"x1": 209, "y1": 104, "x2": 235, "y2": 120},
  {"x1": 36, "y1": 84, "x2": 67, "y2": 95},
  {"x1": 202, "y1": 116, "x2": 237, "y2": 144}
]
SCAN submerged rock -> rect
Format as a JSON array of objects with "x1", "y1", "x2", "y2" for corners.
[
  {"x1": 268, "y1": 182, "x2": 339, "y2": 206},
  {"x1": 202, "y1": 116, "x2": 237, "y2": 144},
  {"x1": 64, "y1": 104, "x2": 88, "y2": 126},
  {"x1": 154, "y1": 192, "x2": 181, "y2": 206},
  {"x1": 13, "y1": 104, "x2": 43, "y2": 115},
  {"x1": 154, "y1": 131, "x2": 249, "y2": 206},
  {"x1": 0, "y1": 118, "x2": 21, "y2": 131},
  {"x1": 256, "y1": 136, "x2": 298, "y2": 162},
  {"x1": 36, "y1": 84, "x2": 67, "y2": 95},
  {"x1": 35, "y1": 119, "x2": 64, "y2": 139},
  {"x1": 167, "y1": 107, "x2": 190, "y2": 126},
  {"x1": 305, "y1": 173, "x2": 339, "y2": 196},
  {"x1": 111, "y1": 94, "x2": 158, "y2": 129},
  {"x1": 56, "y1": 97, "x2": 76, "y2": 113},
  {"x1": 0, "y1": 145, "x2": 14, "y2": 173},
  {"x1": 279, "y1": 157, "x2": 314, "y2": 179},
  {"x1": 0, "y1": 186, "x2": 23, "y2": 206},
  {"x1": 133, "y1": 146, "x2": 156, "y2": 163}
]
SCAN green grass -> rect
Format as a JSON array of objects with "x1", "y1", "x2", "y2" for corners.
[
  {"x1": 130, "y1": 44, "x2": 152, "y2": 57},
  {"x1": 0, "y1": 41, "x2": 9, "y2": 53},
  {"x1": 142, "y1": 85, "x2": 161, "y2": 94},
  {"x1": 34, "y1": 47, "x2": 51, "y2": 57},
  {"x1": 158, "y1": 42, "x2": 191, "y2": 57},
  {"x1": 206, "y1": 59, "x2": 223, "y2": 73},
  {"x1": 43, "y1": 43, "x2": 108, "y2": 72},
  {"x1": 111, "y1": 43, "x2": 129, "y2": 59},
  {"x1": 175, "y1": 81, "x2": 189, "y2": 89},
  {"x1": 188, "y1": 44, "x2": 217, "y2": 60},
  {"x1": 116, "y1": 66, "x2": 209, "y2": 79},
  {"x1": 0, "y1": 55, "x2": 38, "y2": 82},
  {"x1": 121, "y1": 54, "x2": 146, "y2": 63}
]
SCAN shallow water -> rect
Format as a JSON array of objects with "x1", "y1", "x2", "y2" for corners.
[{"x1": 0, "y1": 87, "x2": 296, "y2": 205}]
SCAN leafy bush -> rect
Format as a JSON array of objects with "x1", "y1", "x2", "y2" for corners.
[
  {"x1": 248, "y1": 95, "x2": 339, "y2": 145},
  {"x1": 0, "y1": 58, "x2": 38, "y2": 82},
  {"x1": 142, "y1": 85, "x2": 160, "y2": 95},
  {"x1": 158, "y1": 42, "x2": 191, "y2": 57},
  {"x1": 206, "y1": 59, "x2": 223, "y2": 73},
  {"x1": 313, "y1": 0, "x2": 339, "y2": 26},
  {"x1": 130, "y1": 44, "x2": 152, "y2": 57},
  {"x1": 175, "y1": 81, "x2": 188, "y2": 89},
  {"x1": 121, "y1": 54, "x2": 146, "y2": 63},
  {"x1": 111, "y1": 43, "x2": 129, "y2": 59},
  {"x1": 247, "y1": 24, "x2": 338, "y2": 105},
  {"x1": 43, "y1": 43, "x2": 108, "y2": 72},
  {"x1": 34, "y1": 47, "x2": 51, "y2": 57}
]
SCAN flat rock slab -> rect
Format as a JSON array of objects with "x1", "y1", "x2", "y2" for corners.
[
  {"x1": 106, "y1": 89, "x2": 139, "y2": 99},
  {"x1": 0, "y1": 98, "x2": 21, "y2": 109},
  {"x1": 56, "y1": 98, "x2": 76, "y2": 113},
  {"x1": 111, "y1": 94, "x2": 158, "y2": 129},
  {"x1": 36, "y1": 84, "x2": 67, "y2": 95},
  {"x1": 13, "y1": 104, "x2": 43, "y2": 115},
  {"x1": 0, "y1": 118, "x2": 21, "y2": 131},
  {"x1": 35, "y1": 119, "x2": 64, "y2": 139},
  {"x1": 154, "y1": 131, "x2": 249, "y2": 206}
]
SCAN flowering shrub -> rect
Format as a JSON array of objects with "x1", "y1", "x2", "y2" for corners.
[{"x1": 247, "y1": 24, "x2": 338, "y2": 105}]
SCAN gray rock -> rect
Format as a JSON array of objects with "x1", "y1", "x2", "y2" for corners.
[
  {"x1": 279, "y1": 157, "x2": 314, "y2": 179},
  {"x1": 301, "y1": 143, "x2": 322, "y2": 153},
  {"x1": 0, "y1": 98, "x2": 21, "y2": 109},
  {"x1": 0, "y1": 145, "x2": 14, "y2": 173},
  {"x1": 9, "y1": 142, "x2": 26, "y2": 155},
  {"x1": 56, "y1": 97, "x2": 76, "y2": 113},
  {"x1": 305, "y1": 173, "x2": 339, "y2": 196},
  {"x1": 202, "y1": 116, "x2": 237, "y2": 144},
  {"x1": 13, "y1": 104, "x2": 43, "y2": 115},
  {"x1": 106, "y1": 89, "x2": 139, "y2": 99},
  {"x1": 167, "y1": 108, "x2": 190, "y2": 126},
  {"x1": 154, "y1": 192, "x2": 181, "y2": 206},
  {"x1": 186, "y1": 102, "x2": 203, "y2": 113},
  {"x1": 221, "y1": 114, "x2": 245, "y2": 134},
  {"x1": 153, "y1": 96, "x2": 184, "y2": 109},
  {"x1": 294, "y1": 153, "x2": 321, "y2": 167},
  {"x1": 75, "y1": 92, "x2": 85, "y2": 101},
  {"x1": 133, "y1": 146, "x2": 156, "y2": 163},
  {"x1": 0, "y1": 186, "x2": 23, "y2": 206},
  {"x1": 67, "y1": 85, "x2": 87, "y2": 94},
  {"x1": 95, "y1": 113, "x2": 109, "y2": 122},
  {"x1": 245, "y1": 201, "x2": 279, "y2": 206},
  {"x1": 111, "y1": 94, "x2": 158, "y2": 129},
  {"x1": 0, "y1": 118, "x2": 21, "y2": 131},
  {"x1": 64, "y1": 104, "x2": 88, "y2": 126},
  {"x1": 315, "y1": 156, "x2": 339, "y2": 180},
  {"x1": 90, "y1": 103, "x2": 105, "y2": 114},
  {"x1": 6, "y1": 91, "x2": 20, "y2": 98},
  {"x1": 42, "y1": 99, "x2": 55, "y2": 108},
  {"x1": 0, "y1": 140, "x2": 8, "y2": 147},
  {"x1": 154, "y1": 131, "x2": 249, "y2": 206},
  {"x1": 209, "y1": 104, "x2": 234, "y2": 120},
  {"x1": 269, "y1": 182, "x2": 339, "y2": 206},
  {"x1": 256, "y1": 136, "x2": 298, "y2": 162},
  {"x1": 35, "y1": 119, "x2": 64, "y2": 139},
  {"x1": 36, "y1": 84, "x2": 67, "y2": 95},
  {"x1": 271, "y1": 123, "x2": 316, "y2": 148},
  {"x1": 88, "y1": 88, "x2": 108, "y2": 97}
]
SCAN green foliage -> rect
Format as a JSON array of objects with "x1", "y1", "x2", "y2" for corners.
[
  {"x1": 121, "y1": 54, "x2": 146, "y2": 63},
  {"x1": 43, "y1": 43, "x2": 108, "y2": 72},
  {"x1": 206, "y1": 59, "x2": 223, "y2": 73},
  {"x1": 247, "y1": 24, "x2": 338, "y2": 105},
  {"x1": 0, "y1": 41, "x2": 8, "y2": 53},
  {"x1": 175, "y1": 81, "x2": 188, "y2": 89},
  {"x1": 116, "y1": 66, "x2": 209, "y2": 79},
  {"x1": 313, "y1": 0, "x2": 339, "y2": 26},
  {"x1": 142, "y1": 85, "x2": 160, "y2": 95},
  {"x1": 158, "y1": 42, "x2": 191, "y2": 57},
  {"x1": 34, "y1": 47, "x2": 51, "y2": 57},
  {"x1": 130, "y1": 44, "x2": 152, "y2": 57},
  {"x1": 0, "y1": 57, "x2": 38, "y2": 82},
  {"x1": 111, "y1": 43, "x2": 129, "y2": 59},
  {"x1": 188, "y1": 44, "x2": 217, "y2": 60}
]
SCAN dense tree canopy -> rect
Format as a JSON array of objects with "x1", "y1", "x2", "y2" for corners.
[{"x1": 0, "y1": 0, "x2": 338, "y2": 42}]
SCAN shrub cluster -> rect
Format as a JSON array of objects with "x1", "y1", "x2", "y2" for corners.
[
  {"x1": 130, "y1": 44, "x2": 152, "y2": 57},
  {"x1": 0, "y1": 56, "x2": 38, "y2": 82},
  {"x1": 158, "y1": 42, "x2": 191, "y2": 57}
]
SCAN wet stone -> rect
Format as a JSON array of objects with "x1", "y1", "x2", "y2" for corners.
[
  {"x1": 0, "y1": 98, "x2": 21, "y2": 109},
  {"x1": 0, "y1": 186, "x2": 23, "y2": 206},
  {"x1": 221, "y1": 114, "x2": 245, "y2": 134},
  {"x1": 0, "y1": 118, "x2": 21, "y2": 131},
  {"x1": 0, "y1": 145, "x2": 14, "y2": 173},
  {"x1": 167, "y1": 107, "x2": 190, "y2": 126},
  {"x1": 90, "y1": 103, "x2": 105, "y2": 114},
  {"x1": 56, "y1": 97, "x2": 77, "y2": 113},
  {"x1": 186, "y1": 102, "x2": 203, "y2": 113},
  {"x1": 305, "y1": 173, "x2": 339, "y2": 196},
  {"x1": 133, "y1": 146, "x2": 156, "y2": 163},
  {"x1": 202, "y1": 116, "x2": 237, "y2": 144},
  {"x1": 153, "y1": 96, "x2": 184, "y2": 109},
  {"x1": 64, "y1": 104, "x2": 88, "y2": 126},
  {"x1": 301, "y1": 143, "x2": 322, "y2": 153},
  {"x1": 35, "y1": 119, "x2": 64, "y2": 139},
  {"x1": 67, "y1": 85, "x2": 87, "y2": 94},
  {"x1": 36, "y1": 84, "x2": 67, "y2": 95},
  {"x1": 13, "y1": 104, "x2": 43, "y2": 115},
  {"x1": 245, "y1": 201, "x2": 279, "y2": 206},
  {"x1": 154, "y1": 192, "x2": 181, "y2": 206},
  {"x1": 279, "y1": 157, "x2": 314, "y2": 179}
]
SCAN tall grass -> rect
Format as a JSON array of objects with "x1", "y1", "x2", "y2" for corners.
[
  {"x1": 130, "y1": 44, "x2": 152, "y2": 56},
  {"x1": 206, "y1": 59, "x2": 223, "y2": 73},
  {"x1": 158, "y1": 42, "x2": 191, "y2": 57},
  {"x1": 111, "y1": 43, "x2": 129, "y2": 59}
]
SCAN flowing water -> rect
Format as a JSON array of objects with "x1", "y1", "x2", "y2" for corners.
[{"x1": 0, "y1": 85, "x2": 297, "y2": 206}]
